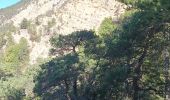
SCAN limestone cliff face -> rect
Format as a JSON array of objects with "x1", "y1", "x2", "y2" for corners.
[
  {"x1": 52, "y1": 0, "x2": 126, "y2": 34},
  {"x1": 11, "y1": 0, "x2": 126, "y2": 33},
  {"x1": 1, "y1": 0, "x2": 126, "y2": 64}
]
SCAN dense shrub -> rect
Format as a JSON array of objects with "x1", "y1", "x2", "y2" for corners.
[
  {"x1": 20, "y1": 18, "x2": 29, "y2": 29},
  {"x1": 98, "y1": 17, "x2": 116, "y2": 37},
  {"x1": 4, "y1": 37, "x2": 29, "y2": 73},
  {"x1": 47, "y1": 18, "x2": 56, "y2": 28}
]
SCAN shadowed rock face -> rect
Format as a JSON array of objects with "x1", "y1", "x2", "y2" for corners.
[{"x1": 0, "y1": 0, "x2": 126, "y2": 64}]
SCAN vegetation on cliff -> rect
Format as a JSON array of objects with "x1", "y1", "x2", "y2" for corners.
[{"x1": 0, "y1": 0, "x2": 170, "y2": 100}]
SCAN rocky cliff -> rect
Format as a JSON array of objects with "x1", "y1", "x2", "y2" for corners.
[{"x1": 0, "y1": 0, "x2": 126, "y2": 64}]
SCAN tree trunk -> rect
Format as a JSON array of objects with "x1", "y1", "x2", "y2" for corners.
[
  {"x1": 133, "y1": 47, "x2": 147, "y2": 100},
  {"x1": 73, "y1": 46, "x2": 76, "y2": 53},
  {"x1": 72, "y1": 46, "x2": 78, "y2": 100},
  {"x1": 73, "y1": 77, "x2": 78, "y2": 100},
  {"x1": 64, "y1": 80, "x2": 71, "y2": 100}
]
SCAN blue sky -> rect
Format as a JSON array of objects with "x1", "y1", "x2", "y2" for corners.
[{"x1": 0, "y1": 0, "x2": 21, "y2": 9}]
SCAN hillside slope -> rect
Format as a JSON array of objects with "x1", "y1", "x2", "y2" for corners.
[{"x1": 1, "y1": 0, "x2": 126, "y2": 64}]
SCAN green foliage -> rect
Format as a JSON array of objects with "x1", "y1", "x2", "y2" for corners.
[
  {"x1": 0, "y1": 23, "x2": 17, "y2": 48},
  {"x1": 5, "y1": 32, "x2": 15, "y2": 47},
  {"x1": 20, "y1": 18, "x2": 29, "y2": 29},
  {"x1": 27, "y1": 23, "x2": 41, "y2": 42},
  {"x1": 0, "y1": 56, "x2": 44, "y2": 100},
  {"x1": 0, "y1": 22, "x2": 17, "y2": 33},
  {"x1": 35, "y1": 30, "x2": 97, "y2": 99},
  {"x1": 98, "y1": 17, "x2": 116, "y2": 37},
  {"x1": 20, "y1": 19, "x2": 41, "y2": 42},
  {"x1": 2, "y1": 87, "x2": 25, "y2": 100},
  {"x1": 1, "y1": 0, "x2": 170, "y2": 99},
  {"x1": 47, "y1": 18, "x2": 56, "y2": 28},
  {"x1": 34, "y1": 53, "x2": 79, "y2": 99},
  {"x1": 4, "y1": 37, "x2": 29, "y2": 73},
  {"x1": 18, "y1": 38, "x2": 30, "y2": 65},
  {"x1": 35, "y1": 17, "x2": 41, "y2": 26},
  {"x1": 0, "y1": 33, "x2": 6, "y2": 49},
  {"x1": 34, "y1": 0, "x2": 170, "y2": 99},
  {"x1": 50, "y1": 30, "x2": 96, "y2": 54}
]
